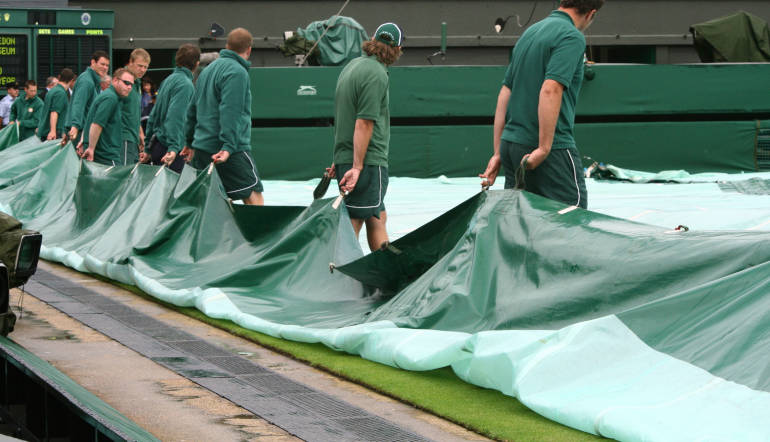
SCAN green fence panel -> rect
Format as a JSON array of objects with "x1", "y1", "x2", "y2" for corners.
[
  {"x1": 579, "y1": 63, "x2": 770, "y2": 116},
  {"x1": 576, "y1": 120, "x2": 759, "y2": 172},
  {"x1": 250, "y1": 66, "x2": 504, "y2": 119},
  {"x1": 251, "y1": 125, "x2": 492, "y2": 180},
  {"x1": 252, "y1": 120, "x2": 760, "y2": 180},
  {"x1": 249, "y1": 63, "x2": 770, "y2": 119}
]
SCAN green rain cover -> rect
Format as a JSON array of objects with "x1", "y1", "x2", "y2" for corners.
[
  {"x1": 691, "y1": 11, "x2": 770, "y2": 62},
  {"x1": 0, "y1": 123, "x2": 20, "y2": 152},
  {"x1": 1, "y1": 139, "x2": 770, "y2": 441},
  {"x1": 295, "y1": 16, "x2": 368, "y2": 66}
]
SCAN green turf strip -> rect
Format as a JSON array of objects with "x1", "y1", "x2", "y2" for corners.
[{"x1": 100, "y1": 276, "x2": 602, "y2": 442}]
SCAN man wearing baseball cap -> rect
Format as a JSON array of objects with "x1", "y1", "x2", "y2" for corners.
[
  {"x1": 9, "y1": 80, "x2": 44, "y2": 140},
  {"x1": 328, "y1": 22, "x2": 403, "y2": 252}
]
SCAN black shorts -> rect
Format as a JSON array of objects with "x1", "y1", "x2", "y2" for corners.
[
  {"x1": 335, "y1": 164, "x2": 388, "y2": 220},
  {"x1": 501, "y1": 140, "x2": 588, "y2": 209},
  {"x1": 149, "y1": 137, "x2": 185, "y2": 173},
  {"x1": 191, "y1": 149, "x2": 264, "y2": 200}
]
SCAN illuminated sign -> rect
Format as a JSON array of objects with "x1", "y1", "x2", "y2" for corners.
[
  {"x1": 85, "y1": 29, "x2": 104, "y2": 35},
  {"x1": 57, "y1": 29, "x2": 75, "y2": 35},
  {"x1": 38, "y1": 29, "x2": 51, "y2": 34},
  {"x1": 0, "y1": 34, "x2": 27, "y2": 87}
]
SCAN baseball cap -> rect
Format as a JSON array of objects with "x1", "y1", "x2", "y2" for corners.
[{"x1": 374, "y1": 22, "x2": 403, "y2": 47}]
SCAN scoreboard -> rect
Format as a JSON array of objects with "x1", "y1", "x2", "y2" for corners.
[
  {"x1": 0, "y1": 8, "x2": 113, "y2": 93},
  {"x1": 0, "y1": 34, "x2": 28, "y2": 87}
]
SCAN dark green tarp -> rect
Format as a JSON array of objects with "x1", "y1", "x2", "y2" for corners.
[
  {"x1": 2, "y1": 140, "x2": 770, "y2": 440},
  {"x1": 692, "y1": 11, "x2": 770, "y2": 62}
]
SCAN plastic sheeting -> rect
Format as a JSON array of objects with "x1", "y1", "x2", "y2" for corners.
[
  {"x1": 2, "y1": 139, "x2": 770, "y2": 441},
  {"x1": 691, "y1": 11, "x2": 770, "y2": 62},
  {"x1": 295, "y1": 16, "x2": 368, "y2": 66},
  {"x1": 0, "y1": 124, "x2": 19, "y2": 152}
]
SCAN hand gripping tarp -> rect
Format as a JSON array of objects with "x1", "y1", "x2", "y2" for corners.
[{"x1": 2, "y1": 140, "x2": 770, "y2": 441}]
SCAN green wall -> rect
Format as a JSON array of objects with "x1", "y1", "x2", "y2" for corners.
[
  {"x1": 249, "y1": 63, "x2": 770, "y2": 179},
  {"x1": 253, "y1": 120, "x2": 762, "y2": 180}
]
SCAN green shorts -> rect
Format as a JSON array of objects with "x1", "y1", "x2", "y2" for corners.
[
  {"x1": 335, "y1": 164, "x2": 388, "y2": 220},
  {"x1": 191, "y1": 149, "x2": 264, "y2": 200},
  {"x1": 501, "y1": 140, "x2": 588, "y2": 209},
  {"x1": 123, "y1": 141, "x2": 140, "y2": 165},
  {"x1": 93, "y1": 144, "x2": 127, "y2": 167}
]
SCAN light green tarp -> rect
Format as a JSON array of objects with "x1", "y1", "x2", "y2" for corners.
[
  {"x1": 691, "y1": 11, "x2": 770, "y2": 62},
  {"x1": 2, "y1": 139, "x2": 770, "y2": 441},
  {"x1": 0, "y1": 124, "x2": 20, "y2": 152}
]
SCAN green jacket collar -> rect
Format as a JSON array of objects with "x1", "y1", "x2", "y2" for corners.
[
  {"x1": 364, "y1": 54, "x2": 388, "y2": 70},
  {"x1": 106, "y1": 85, "x2": 123, "y2": 100},
  {"x1": 174, "y1": 66, "x2": 193, "y2": 79},
  {"x1": 219, "y1": 49, "x2": 251, "y2": 70},
  {"x1": 87, "y1": 67, "x2": 102, "y2": 86},
  {"x1": 550, "y1": 10, "x2": 576, "y2": 27}
]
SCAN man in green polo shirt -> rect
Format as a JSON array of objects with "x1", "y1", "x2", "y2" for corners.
[
  {"x1": 38, "y1": 68, "x2": 76, "y2": 141},
  {"x1": 144, "y1": 44, "x2": 200, "y2": 173},
  {"x1": 9, "y1": 80, "x2": 43, "y2": 140},
  {"x1": 81, "y1": 69, "x2": 135, "y2": 166},
  {"x1": 328, "y1": 22, "x2": 403, "y2": 252},
  {"x1": 121, "y1": 48, "x2": 151, "y2": 164},
  {"x1": 183, "y1": 28, "x2": 264, "y2": 205},
  {"x1": 480, "y1": 0, "x2": 604, "y2": 209},
  {"x1": 64, "y1": 50, "x2": 110, "y2": 147}
]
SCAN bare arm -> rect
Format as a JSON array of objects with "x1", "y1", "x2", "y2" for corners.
[
  {"x1": 479, "y1": 86, "x2": 512, "y2": 187},
  {"x1": 139, "y1": 124, "x2": 145, "y2": 151},
  {"x1": 493, "y1": 85, "x2": 512, "y2": 157},
  {"x1": 527, "y1": 79, "x2": 564, "y2": 169},
  {"x1": 47, "y1": 112, "x2": 59, "y2": 140},
  {"x1": 339, "y1": 119, "x2": 374, "y2": 193},
  {"x1": 352, "y1": 119, "x2": 374, "y2": 170},
  {"x1": 83, "y1": 123, "x2": 103, "y2": 161}
]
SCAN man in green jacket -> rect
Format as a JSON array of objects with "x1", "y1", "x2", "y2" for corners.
[
  {"x1": 121, "y1": 48, "x2": 150, "y2": 164},
  {"x1": 81, "y1": 69, "x2": 135, "y2": 165},
  {"x1": 38, "y1": 68, "x2": 76, "y2": 141},
  {"x1": 9, "y1": 80, "x2": 43, "y2": 140},
  {"x1": 329, "y1": 23, "x2": 403, "y2": 251},
  {"x1": 479, "y1": 0, "x2": 604, "y2": 209},
  {"x1": 184, "y1": 28, "x2": 263, "y2": 205},
  {"x1": 64, "y1": 50, "x2": 110, "y2": 147},
  {"x1": 144, "y1": 43, "x2": 200, "y2": 172}
]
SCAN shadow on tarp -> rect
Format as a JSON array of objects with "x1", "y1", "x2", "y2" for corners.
[{"x1": 2, "y1": 139, "x2": 770, "y2": 440}]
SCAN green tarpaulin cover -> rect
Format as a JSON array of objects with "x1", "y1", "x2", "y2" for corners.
[
  {"x1": 2, "y1": 139, "x2": 770, "y2": 441},
  {"x1": 293, "y1": 16, "x2": 368, "y2": 66},
  {"x1": 0, "y1": 124, "x2": 20, "y2": 152},
  {"x1": 691, "y1": 11, "x2": 770, "y2": 62}
]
